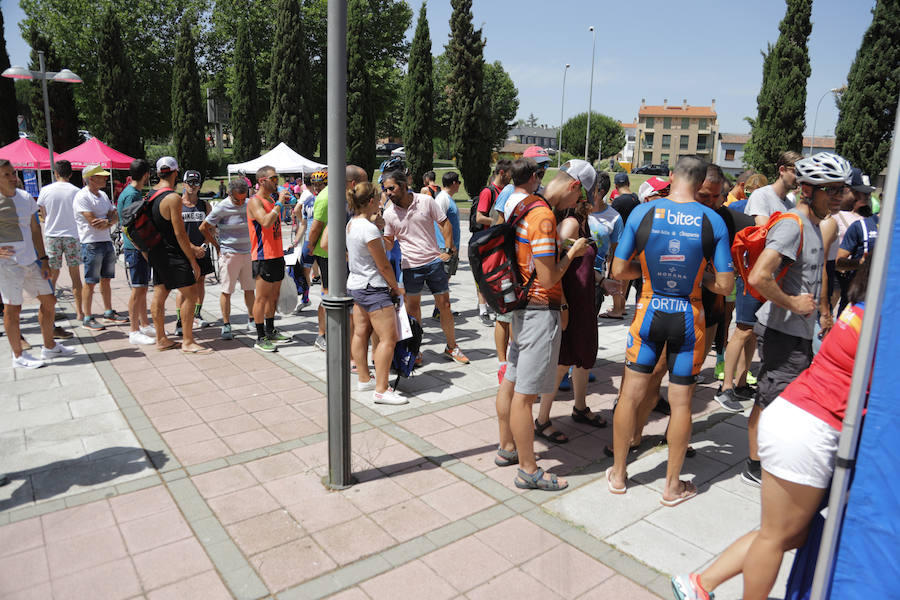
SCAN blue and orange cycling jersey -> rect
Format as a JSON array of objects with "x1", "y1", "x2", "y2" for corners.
[{"x1": 615, "y1": 198, "x2": 733, "y2": 382}]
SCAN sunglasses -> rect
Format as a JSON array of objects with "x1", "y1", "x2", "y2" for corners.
[
  {"x1": 817, "y1": 185, "x2": 845, "y2": 197},
  {"x1": 267, "y1": 175, "x2": 279, "y2": 182},
  {"x1": 382, "y1": 184, "x2": 401, "y2": 192}
]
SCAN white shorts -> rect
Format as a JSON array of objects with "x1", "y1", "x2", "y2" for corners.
[
  {"x1": 0, "y1": 260, "x2": 53, "y2": 305},
  {"x1": 758, "y1": 396, "x2": 840, "y2": 489},
  {"x1": 220, "y1": 252, "x2": 254, "y2": 295}
]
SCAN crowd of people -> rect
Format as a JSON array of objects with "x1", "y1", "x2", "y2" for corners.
[{"x1": 0, "y1": 142, "x2": 882, "y2": 599}]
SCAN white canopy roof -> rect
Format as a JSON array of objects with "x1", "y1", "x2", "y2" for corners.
[{"x1": 227, "y1": 142, "x2": 325, "y2": 175}]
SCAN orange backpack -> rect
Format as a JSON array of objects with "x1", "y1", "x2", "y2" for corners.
[{"x1": 731, "y1": 211, "x2": 803, "y2": 302}]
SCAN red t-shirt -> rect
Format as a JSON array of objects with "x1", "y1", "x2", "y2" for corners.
[
  {"x1": 477, "y1": 182, "x2": 502, "y2": 214},
  {"x1": 781, "y1": 303, "x2": 864, "y2": 430}
]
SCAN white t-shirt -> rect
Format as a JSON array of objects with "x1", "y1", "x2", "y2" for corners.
[
  {"x1": 745, "y1": 184, "x2": 793, "y2": 220},
  {"x1": 503, "y1": 192, "x2": 529, "y2": 222},
  {"x1": 73, "y1": 187, "x2": 114, "y2": 244},
  {"x1": 0, "y1": 189, "x2": 38, "y2": 265},
  {"x1": 37, "y1": 181, "x2": 80, "y2": 238},
  {"x1": 346, "y1": 217, "x2": 388, "y2": 290},
  {"x1": 434, "y1": 190, "x2": 453, "y2": 216}
]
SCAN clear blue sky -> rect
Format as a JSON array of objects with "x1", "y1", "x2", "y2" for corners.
[{"x1": 3, "y1": 0, "x2": 875, "y2": 136}]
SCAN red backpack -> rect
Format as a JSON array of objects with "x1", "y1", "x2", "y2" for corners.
[{"x1": 731, "y1": 211, "x2": 803, "y2": 302}]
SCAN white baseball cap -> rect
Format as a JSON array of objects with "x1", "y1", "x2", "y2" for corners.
[
  {"x1": 560, "y1": 159, "x2": 597, "y2": 201},
  {"x1": 156, "y1": 156, "x2": 178, "y2": 173}
]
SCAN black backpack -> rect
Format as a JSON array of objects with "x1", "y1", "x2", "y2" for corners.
[
  {"x1": 469, "y1": 185, "x2": 497, "y2": 234},
  {"x1": 391, "y1": 315, "x2": 424, "y2": 389},
  {"x1": 468, "y1": 196, "x2": 549, "y2": 314},
  {"x1": 121, "y1": 188, "x2": 172, "y2": 252}
]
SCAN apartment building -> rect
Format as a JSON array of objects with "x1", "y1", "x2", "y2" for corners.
[{"x1": 634, "y1": 99, "x2": 718, "y2": 167}]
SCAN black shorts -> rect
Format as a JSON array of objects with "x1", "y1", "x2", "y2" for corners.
[
  {"x1": 314, "y1": 255, "x2": 329, "y2": 289},
  {"x1": 754, "y1": 325, "x2": 813, "y2": 408},
  {"x1": 253, "y1": 257, "x2": 286, "y2": 283},
  {"x1": 148, "y1": 248, "x2": 196, "y2": 290},
  {"x1": 701, "y1": 288, "x2": 725, "y2": 327},
  {"x1": 198, "y1": 254, "x2": 214, "y2": 277}
]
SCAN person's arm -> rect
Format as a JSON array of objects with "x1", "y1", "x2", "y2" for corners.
[
  {"x1": 532, "y1": 238, "x2": 589, "y2": 290},
  {"x1": 293, "y1": 219, "x2": 307, "y2": 247},
  {"x1": 163, "y1": 194, "x2": 201, "y2": 278},
  {"x1": 366, "y1": 238, "x2": 402, "y2": 294},
  {"x1": 747, "y1": 248, "x2": 816, "y2": 315},
  {"x1": 753, "y1": 214, "x2": 769, "y2": 227},
  {"x1": 835, "y1": 247, "x2": 865, "y2": 271},
  {"x1": 247, "y1": 195, "x2": 280, "y2": 229},
  {"x1": 836, "y1": 222, "x2": 865, "y2": 271},
  {"x1": 611, "y1": 255, "x2": 641, "y2": 280},
  {"x1": 439, "y1": 219, "x2": 454, "y2": 254},
  {"x1": 475, "y1": 189, "x2": 493, "y2": 226},
  {"x1": 30, "y1": 213, "x2": 50, "y2": 279},
  {"x1": 307, "y1": 219, "x2": 324, "y2": 249},
  {"x1": 198, "y1": 220, "x2": 219, "y2": 252}
]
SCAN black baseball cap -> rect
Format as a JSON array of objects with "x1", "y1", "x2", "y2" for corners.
[{"x1": 183, "y1": 170, "x2": 202, "y2": 186}]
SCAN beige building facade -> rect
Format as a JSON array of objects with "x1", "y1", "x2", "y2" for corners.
[{"x1": 634, "y1": 99, "x2": 718, "y2": 167}]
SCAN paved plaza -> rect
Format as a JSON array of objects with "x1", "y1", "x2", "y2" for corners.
[{"x1": 0, "y1": 224, "x2": 794, "y2": 600}]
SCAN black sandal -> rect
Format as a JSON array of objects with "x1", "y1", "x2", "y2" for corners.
[
  {"x1": 571, "y1": 406, "x2": 607, "y2": 428},
  {"x1": 534, "y1": 418, "x2": 569, "y2": 444}
]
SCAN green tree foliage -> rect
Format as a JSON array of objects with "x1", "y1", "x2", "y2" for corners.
[
  {"x1": 95, "y1": 6, "x2": 142, "y2": 158},
  {"x1": 171, "y1": 15, "x2": 207, "y2": 174},
  {"x1": 346, "y1": 0, "x2": 376, "y2": 176},
  {"x1": 559, "y1": 112, "x2": 625, "y2": 163},
  {"x1": 526, "y1": 113, "x2": 538, "y2": 127},
  {"x1": 402, "y1": 2, "x2": 434, "y2": 188},
  {"x1": 743, "y1": 0, "x2": 812, "y2": 179},
  {"x1": 0, "y1": 8, "x2": 18, "y2": 146},
  {"x1": 446, "y1": 0, "x2": 492, "y2": 196},
  {"x1": 267, "y1": 0, "x2": 314, "y2": 155},
  {"x1": 26, "y1": 30, "x2": 80, "y2": 152},
  {"x1": 835, "y1": 0, "x2": 900, "y2": 179},
  {"x1": 20, "y1": 0, "x2": 207, "y2": 143},
  {"x1": 231, "y1": 19, "x2": 260, "y2": 161}
]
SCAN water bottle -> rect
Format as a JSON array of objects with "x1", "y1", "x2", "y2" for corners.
[{"x1": 501, "y1": 276, "x2": 516, "y2": 305}]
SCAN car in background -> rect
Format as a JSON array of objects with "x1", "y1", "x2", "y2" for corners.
[
  {"x1": 390, "y1": 146, "x2": 406, "y2": 158},
  {"x1": 632, "y1": 163, "x2": 669, "y2": 175},
  {"x1": 79, "y1": 129, "x2": 92, "y2": 141},
  {"x1": 376, "y1": 142, "x2": 403, "y2": 155}
]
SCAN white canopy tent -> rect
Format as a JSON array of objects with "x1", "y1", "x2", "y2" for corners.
[{"x1": 227, "y1": 142, "x2": 325, "y2": 177}]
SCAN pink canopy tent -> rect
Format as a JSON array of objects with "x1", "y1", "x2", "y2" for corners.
[
  {"x1": 54, "y1": 137, "x2": 135, "y2": 169},
  {"x1": 0, "y1": 138, "x2": 52, "y2": 170}
]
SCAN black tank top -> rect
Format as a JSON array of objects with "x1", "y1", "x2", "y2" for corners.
[{"x1": 150, "y1": 188, "x2": 181, "y2": 251}]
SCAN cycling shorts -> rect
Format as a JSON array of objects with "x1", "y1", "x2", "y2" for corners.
[{"x1": 625, "y1": 294, "x2": 706, "y2": 385}]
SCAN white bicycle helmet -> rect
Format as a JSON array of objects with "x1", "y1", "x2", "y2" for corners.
[{"x1": 794, "y1": 152, "x2": 852, "y2": 185}]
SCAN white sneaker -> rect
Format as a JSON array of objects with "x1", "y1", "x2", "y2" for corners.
[
  {"x1": 41, "y1": 343, "x2": 76, "y2": 359},
  {"x1": 129, "y1": 331, "x2": 156, "y2": 345},
  {"x1": 197, "y1": 318, "x2": 211, "y2": 328},
  {"x1": 139, "y1": 325, "x2": 156, "y2": 336},
  {"x1": 373, "y1": 388, "x2": 407, "y2": 405},
  {"x1": 357, "y1": 379, "x2": 375, "y2": 392},
  {"x1": 246, "y1": 320, "x2": 255, "y2": 332},
  {"x1": 13, "y1": 353, "x2": 45, "y2": 369}
]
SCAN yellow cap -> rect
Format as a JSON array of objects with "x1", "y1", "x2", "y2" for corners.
[{"x1": 83, "y1": 164, "x2": 111, "y2": 178}]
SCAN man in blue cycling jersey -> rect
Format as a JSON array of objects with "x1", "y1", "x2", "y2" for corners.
[{"x1": 608, "y1": 156, "x2": 734, "y2": 506}]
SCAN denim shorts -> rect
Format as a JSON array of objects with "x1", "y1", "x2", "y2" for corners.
[
  {"x1": 349, "y1": 284, "x2": 395, "y2": 313},
  {"x1": 734, "y1": 278, "x2": 763, "y2": 325},
  {"x1": 124, "y1": 249, "x2": 151, "y2": 287},
  {"x1": 402, "y1": 258, "x2": 449, "y2": 296},
  {"x1": 82, "y1": 241, "x2": 116, "y2": 284}
]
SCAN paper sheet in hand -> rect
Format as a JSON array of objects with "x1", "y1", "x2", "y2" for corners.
[
  {"x1": 395, "y1": 297, "x2": 413, "y2": 341},
  {"x1": 283, "y1": 246, "x2": 300, "y2": 266}
]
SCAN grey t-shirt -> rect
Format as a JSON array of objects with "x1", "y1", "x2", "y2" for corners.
[
  {"x1": 755, "y1": 208, "x2": 823, "y2": 339},
  {"x1": 745, "y1": 184, "x2": 793, "y2": 219},
  {"x1": 204, "y1": 198, "x2": 250, "y2": 254}
]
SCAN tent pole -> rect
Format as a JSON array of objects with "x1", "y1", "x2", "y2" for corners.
[{"x1": 810, "y1": 98, "x2": 900, "y2": 599}]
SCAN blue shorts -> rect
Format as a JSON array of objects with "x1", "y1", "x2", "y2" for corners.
[
  {"x1": 82, "y1": 241, "x2": 116, "y2": 284},
  {"x1": 300, "y1": 242, "x2": 315, "y2": 268},
  {"x1": 735, "y1": 278, "x2": 763, "y2": 325},
  {"x1": 349, "y1": 284, "x2": 395, "y2": 313},
  {"x1": 625, "y1": 295, "x2": 705, "y2": 385},
  {"x1": 124, "y1": 249, "x2": 151, "y2": 287},
  {"x1": 402, "y1": 259, "x2": 449, "y2": 296}
]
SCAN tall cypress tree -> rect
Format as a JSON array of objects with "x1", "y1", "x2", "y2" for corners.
[
  {"x1": 0, "y1": 8, "x2": 18, "y2": 146},
  {"x1": 26, "y1": 30, "x2": 80, "y2": 152},
  {"x1": 447, "y1": 0, "x2": 491, "y2": 197},
  {"x1": 402, "y1": 2, "x2": 434, "y2": 188},
  {"x1": 171, "y1": 15, "x2": 207, "y2": 174},
  {"x1": 95, "y1": 7, "x2": 142, "y2": 158},
  {"x1": 835, "y1": 0, "x2": 900, "y2": 179},
  {"x1": 346, "y1": 0, "x2": 376, "y2": 176},
  {"x1": 267, "y1": 0, "x2": 314, "y2": 155},
  {"x1": 231, "y1": 19, "x2": 260, "y2": 161},
  {"x1": 743, "y1": 0, "x2": 812, "y2": 179}
]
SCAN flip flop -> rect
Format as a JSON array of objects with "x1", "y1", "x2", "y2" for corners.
[
  {"x1": 156, "y1": 343, "x2": 180, "y2": 352},
  {"x1": 660, "y1": 480, "x2": 698, "y2": 507},
  {"x1": 606, "y1": 467, "x2": 627, "y2": 494},
  {"x1": 599, "y1": 312, "x2": 625, "y2": 320},
  {"x1": 181, "y1": 347, "x2": 213, "y2": 355}
]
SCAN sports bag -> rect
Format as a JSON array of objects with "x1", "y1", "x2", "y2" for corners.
[
  {"x1": 121, "y1": 188, "x2": 172, "y2": 252},
  {"x1": 469, "y1": 185, "x2": 498, "y2": 234},
  {"x1": 731, "y1": 211, "x2": 803, "y2": 302},
  {"x1": 391, "y1": 314, "x2": 423, "y2": 389},
  {"x1": 468, "y1": 196, "x2": 548, "y2": 314}
]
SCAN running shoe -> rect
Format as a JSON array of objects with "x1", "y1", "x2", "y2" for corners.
[
  {"x1": 741, "y1": 459, "x2": 762, "y2": 487},
  {"x1": 254, "y1": 338, "x2": 277, "y2": 353},
  {"x1": 733, "y1": 385, "x2": 756, "y2": 400},
  {"x1": 671, "y1": 573, "x2": 713, "y2": 600},
  {"x1": 444, "y1": 345, "x2": 469, "y2": 364},
  {"x1": 432, "y1": 309, "x2": 441, "y2": 321},
  {"x1": 267, "y1": 329, "x2": 291, "y2": 344},
  {"x1": 82, "y1": 317, "x2": 105, "y2": 331},
  {"x1": 41, "y1": 343, "x2": 76, "y2": 359},
  {"x1": 714, "y1": 360, "x2": 725, "y2": 380},
  {"x1": 246, "y1": 320, "x2": 255, "y2": 332},
  {"x1": 139, "y1": 325, "x2": 156, "y2": 336},
  {"x1": 293, "y1": 300, "x2": 311, "y2": 315},
  {"x1": 314, "y1": 335, "x2": 327, "y2": 351},
  {"x1": 129, "y1": 331, "x2": 156, "y2": 345},
  {"x1": 479, "y1": 312, "x2": 494, "y2": 327},
  {"x1": 12, "y1": 352, "x2": 44, "y2": 369},
  {"x1": 357, "y1": 379, "x2": 375, "y2": 392},
  {"x1": 312, "y1": 276, "x2": 321, "y2": 285},
  {"x1": 53, "y1": 326, "x2": 73, "y2": 339},
  {"x1": 746, "y1": 371, "x2": 758, "y2": 385},
  {"x1": 102, "y1": 309, "x2": 129, "y2": 323},
  {"x1": 197, "y1": 318, "x2": 211, "y2": 328},
  {"x1": 221, "y1": 324, "x2": 234, "y2": 341},
  {"x1": 174, "y1": 322, "x2": 183, "y2": 337},
  {"x1": 373, "y1": 388, "x2": 407, "y2": 405},
  {"x1": 713, "y1": 388, "x2": 743, "y2": 413}
]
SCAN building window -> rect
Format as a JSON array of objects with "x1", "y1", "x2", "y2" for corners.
[
  {"x1": 662, "y1": 134, "x2": 670, "y2": 149},
  {"x1": 644, "y1": 152, "x2": 652, "y2": 163},
  {"x1": 681, "y1": 118, "x2": 689, "y2": 130},
  {"x1": 680, "y1": 135, "x2": 689, "y2": 150},
  {"x1": 697, "y1": 134, "x2": 708, "y2": 150},
  {"x1": 661, "y1": 154, "x2": 670, "y2": 165},
  {"x1": 663, "y1": 117, "x2": 671, "y2": 129},
  {"x1": 725, "y1": 149, "x2": 735, "y2": 161},
  {"x1": 644, "y1": 132, "x2": 654, "y2": 146},
  {"x1": 699, "y1": 118, "x2": 708, "y2": 130},
  {"x1": 645, "y1": 117, "x2": 654, "y2": 128}
]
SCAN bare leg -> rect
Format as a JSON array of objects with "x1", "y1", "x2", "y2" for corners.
[
  {"x1": 68, "y1": 265, "x2": 84, "y2": 320},
  {"x1": 220, "y1": 292, "x2": 231, "y2": 324},
  {"x1": 243, "y1": 290, "x2": 256, "y2": 321},
  {"x1": 99, "y1": 278, "x2": 113, "y2": 312},
  {"x1": 152, "y1": 285, "x2": 177, "y2": 349},
  {"x1": 434, "y1": 293, "x2": 456, "y2": 348},
  {"x1": 662, "y1": 382, "x2": 695, "y2": 501},
  {"x1": 571, "y1": 366, "x2": 591, "y2": 411},
  {"x1": 37, "y1": 295, "x2": 57, "y2": 350},
  {"x1": 83, "y1": 282, "x2": 96, "y2": 319},
  {"x1": 179, "y1": 285, "x2": 206, "y2": 352},
  {"x1": 496, "y1": 377, "x2": 515, "y2": 452},
  {"x1": 404, "y1": 294, "x2": 422, "y2": 323},
  {"x1": 536, "y1": 365, "x2": 570, "y2": 437},
  {"x1": 369, "y1": 306, "x2": 397, "y2": 393},
  {"x1": 611, "y1": 369, "x2": 652, "y2": 489},
  {"x1": 747, "y1": 404, "x2": 762, "y2": 461},
  {"x1": 3, "y1": 304, "x2": 24, "y2": 357},
  {"x1": 350, "y1": 306, "x2": 372, "y2": 385},
  {"x1": 494, "y1": 319, "x2": 510, "y2": 362},
  {"x1": 50, "y1": 268, "x2": 60, "y2": 290},
  {"x1": 722, "y1": 324, "x2": 753, "y2": 391},
  {"x1": 511, "y1": 391, "x2": 565, "y2": 486}
]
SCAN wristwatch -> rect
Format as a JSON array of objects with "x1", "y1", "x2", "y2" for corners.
[{"x1": 560, "y1": 303, "x2": 569, "y2": 311}]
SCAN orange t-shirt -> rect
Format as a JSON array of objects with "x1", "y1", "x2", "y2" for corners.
[
  {"x1": 511, "y1": 195, "x2": 562, "y2": 306},
  {"x1": 248, "y1": 193, "x2": 283, "y2": 260}
]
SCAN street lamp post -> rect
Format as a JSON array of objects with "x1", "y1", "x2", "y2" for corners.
[
  {"x1": 2, "y1": 52, "x2": 82, "y2": 172},
  {"x1": 810, "y1": 86, "x2": 847, "y2": 156},
  {"x1": 558, "y1": 63, "x2": 570, "y2": 169},
  {"x1": 584, "y1": 26, "x2": 596, "y2": 162}
]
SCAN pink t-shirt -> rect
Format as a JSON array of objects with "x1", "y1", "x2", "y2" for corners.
[{"x1": 383, "y1": 192, "x2": 446, "y2": 269}]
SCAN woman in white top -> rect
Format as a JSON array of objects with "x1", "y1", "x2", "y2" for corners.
[{"x1": 346, "y1": 182, "x2": 405, "y2": 405}]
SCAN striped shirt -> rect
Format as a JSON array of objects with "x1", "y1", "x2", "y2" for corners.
[
  {"x1": 204, "y1": 198, "x2": 250, "y2": 254},
  {"x1": 511, "y1": 195, "x2": 561, "y2": 306}
]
